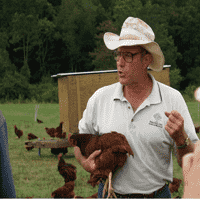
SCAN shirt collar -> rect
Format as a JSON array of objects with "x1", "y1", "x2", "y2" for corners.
[{"x1": 112, "y1": 73, "x2": 162, "y2": 105}]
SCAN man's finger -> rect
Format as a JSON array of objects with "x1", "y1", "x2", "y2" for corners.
[
  {"x1": 165, "y1": 111, "x2": 170, "y2": 117},
  {"x1": 171, "y1": 110, "x2": 182, "y2": 119},
  {"x1": 90, "y1": 149, "x2": 101, "y2": 159}
]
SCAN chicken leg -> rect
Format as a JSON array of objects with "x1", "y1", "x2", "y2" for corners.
[
  {"x1": 102, "y1": 178, "x2": 109, "y2": 198},
  {"x1": 102, "y1": 172, "x2": 117, "y2": 198},
  {"x1": 107, "y1": 172, "x2": 117, "y2": 198}
]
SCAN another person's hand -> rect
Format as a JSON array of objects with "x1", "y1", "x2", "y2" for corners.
[
  {"x1": 82, "y1": 150, "x2": 101, "y2": 173},
  {"x1": 182, "y1": 140, "x2": 200, "y2": 198}
]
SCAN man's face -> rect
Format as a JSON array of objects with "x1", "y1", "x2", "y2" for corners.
[{"x1": 116, "y1": 46, "x2": 145, "y2": 86}]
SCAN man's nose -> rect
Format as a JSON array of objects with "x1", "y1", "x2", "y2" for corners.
[{"x1": 117, "y1": 55, "x2": 125, "y2": 66}]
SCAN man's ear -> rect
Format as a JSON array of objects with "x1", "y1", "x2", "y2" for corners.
[{"x1": 142, "y1": 53, "x2": 153, "y2": 68}]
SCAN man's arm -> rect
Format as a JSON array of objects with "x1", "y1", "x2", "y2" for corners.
[
  {"x1": 74, "y1": 146, "x2": 87, "y2": 166},
  {"x1": 74, "y1": 146, "x2": 102, "y2": 173}
]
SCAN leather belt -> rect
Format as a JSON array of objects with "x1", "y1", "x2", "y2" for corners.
[{"x1": 114, "y1": 183, "x2": 167, "y2": 199}]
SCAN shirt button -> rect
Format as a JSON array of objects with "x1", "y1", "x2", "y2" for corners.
[
  {"x1": 128, "y1": 106, "x2": 131, "y2": 109},
  {"x1": 131, "y1": 119, "x2": 133, "y2": 122}
]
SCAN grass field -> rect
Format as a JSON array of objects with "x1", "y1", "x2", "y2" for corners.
[{"x1": 1, "y1": 101, "x2": 200, "y2": 198}]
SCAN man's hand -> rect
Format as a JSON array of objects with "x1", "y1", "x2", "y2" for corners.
[
  {"x1": 165, "y1": 110, "x2": 185, "y2": 144},
  {"x1": 82, "y1": 150, "x2": 101, "y2": 173}
]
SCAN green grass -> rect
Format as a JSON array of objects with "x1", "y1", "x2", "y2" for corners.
[{"x1": 1, "y1": 101, "x2": 200, "y2": 198}]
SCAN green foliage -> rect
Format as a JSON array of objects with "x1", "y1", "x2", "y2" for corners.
[
  {"x1": 182, "y1": 84, "x2": 197, "y2": 102},
  {"x1": 169, "y1": 68, "x2": 184, "y2": 90},
  {"x1": 89, "y1": 20, "x2": 118, "y2": 71},
  {"x1": 20, "y1": 62, "x2": 31, "y2": 83},
  {"x1": 0, "y1": 70, "x2": 30, "y2": 101},
  {"x1": 0, "y1": 48, "x2": 17, "y2": 79}
]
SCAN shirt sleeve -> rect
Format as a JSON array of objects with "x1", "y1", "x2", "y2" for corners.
[
  {"x1": 172, "y1": 93, "x2": 199, "y2": 158},
  {"x1": 78, "y1": 94, "x2": 98, "y2": 134},
  {"x1": 0, "y1": 110, "x2": 16, "y2": 198}
]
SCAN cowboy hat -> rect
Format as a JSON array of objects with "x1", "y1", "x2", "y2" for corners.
[{"x1": 103, "y1": 17, "x2": 165, "y2": 72}]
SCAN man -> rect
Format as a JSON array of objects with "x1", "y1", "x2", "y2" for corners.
[{"x1": 74, "y1": 17, "x2": 199, "y2": 198}]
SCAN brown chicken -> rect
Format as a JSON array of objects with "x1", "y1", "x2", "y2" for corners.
[
  {"x1": 25, "y1": 146, "x2": 34, "y2": 151},
  {"x1": 68, "y1": 131, "x2": 134, "y2": 198},
  {"x1": 27, "y1": 133, "x2": 38, "y2": 140},
  {"x1": 55, "y1": 132, "x2": 66, "y2": 139},
  {"x1": 169, "y1": 178, "x2": 182, "y2": 194},
  {"x1": 51, "y1": 181, "x2": 75, "y2": 198},
  {"x1": 57, "y1": 153, "x2": 76, "y2": 182},
  {"x1": 54, "y1": 122, "x2": 64, "y2": 137},
  {"x1": 51, "y1": 147, "x2": 68, "y2": 156},
  {"x1": 51, "y1": 154, "x2": 77, "y2": 198},
  {"x1": 37, "y1": 118, "x2": 43, "y2": 123},
  {"x1": 44, "y1": 127, "x2": 56, "y2": 138},
  {"x1": 14, "y1": 125, "x2": 23, "y2": 138},
  {"x1": 195, "y1": 126, "x2": 200, "y2": 133}
]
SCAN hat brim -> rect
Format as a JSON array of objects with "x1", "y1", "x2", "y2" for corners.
[{"x1": 104, "y1": 32, "x2": 165, "y2": 72}]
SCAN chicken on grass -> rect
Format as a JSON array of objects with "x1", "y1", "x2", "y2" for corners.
[
  {"x1": 37, "y1": 118, "x2": 43, "y2": 123},
  {"x1": 51, "y1": 147, "x2": 68, "y2": 156},
  {"x1": 54, "y1": 122, "x2": 64, "y2": 139},
  {"x1": 68, "y1": 131, "x2": 134, "y2": 198},
  {"x1": 51, "y1": 181, "x2": 75, "y2": 198},
  {"x1": 27, "y1": 133, "x2": 38, "y2": 140},
  {"x1": 57, "y1": 153, "x2": 76, "y2": 183},
  {"x1": 44, "y1": 127, "x2": 56, "y2": 138},
  {"x1": 44, "y1": 122, "x2": 64, "y2": 139},
  {"x1": 14, "y1": 125, "x2": 23, "y2": 139},
  {"x1": 51, "y1": 153, "x2": 76, "y2": 198},
  {"x1": 169, "y1": 178, "x2": 182, "y2": 194}
]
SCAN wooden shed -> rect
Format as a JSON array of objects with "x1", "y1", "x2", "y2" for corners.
[{"x1": 51, "y1": 65, "x2": 171, "y2": 134}]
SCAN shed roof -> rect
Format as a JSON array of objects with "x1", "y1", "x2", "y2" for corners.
[{"x1": 51, "y1": 65, "x2": 171, "y2": 78}]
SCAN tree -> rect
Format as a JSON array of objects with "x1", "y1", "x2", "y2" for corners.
[
  {"x1": 35, "y1": 17, "x2": 55, "y2": 75},
  {"x1": 9, "y1": 12, "x2": 40, "y2": 66},
  {"x1": 54, "y1": 0, "x2": 97, "y2": 72},
  {"x1": 89, "y1": 20, "x2": 118, "y2": 71}
]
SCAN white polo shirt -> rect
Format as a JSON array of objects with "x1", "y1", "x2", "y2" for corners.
[{"x1": 78, "y1": 73, "x2": 199, "y2": 194}]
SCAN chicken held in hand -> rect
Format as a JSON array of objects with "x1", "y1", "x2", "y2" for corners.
[
  {"x1": 14, "y1": 125, "x2": 23, "y2": 139},
  {"x1": 68, "y1": 131, "x2": 134, "y2": 198}
]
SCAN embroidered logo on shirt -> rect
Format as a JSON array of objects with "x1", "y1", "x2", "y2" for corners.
[{"x1": 149, "y1": 113, "x2": 163, "y2": 128}]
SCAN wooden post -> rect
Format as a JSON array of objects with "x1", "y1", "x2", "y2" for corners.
[{"x1": 35, "y1": 105, "x2": 39, "y2": 122}]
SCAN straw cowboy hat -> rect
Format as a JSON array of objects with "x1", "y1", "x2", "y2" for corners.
[{"x1": 103, "y1": 17, "x2": 165, "y2": 72}]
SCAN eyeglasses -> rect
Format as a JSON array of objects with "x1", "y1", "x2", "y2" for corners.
[{"x1": 113, "y1": 51, "x2": 141, "y2": 63}]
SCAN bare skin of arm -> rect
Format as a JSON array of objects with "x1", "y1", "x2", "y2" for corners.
[{"x1": 74, "y1": 146, "x2": 101, "y2": 173}]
